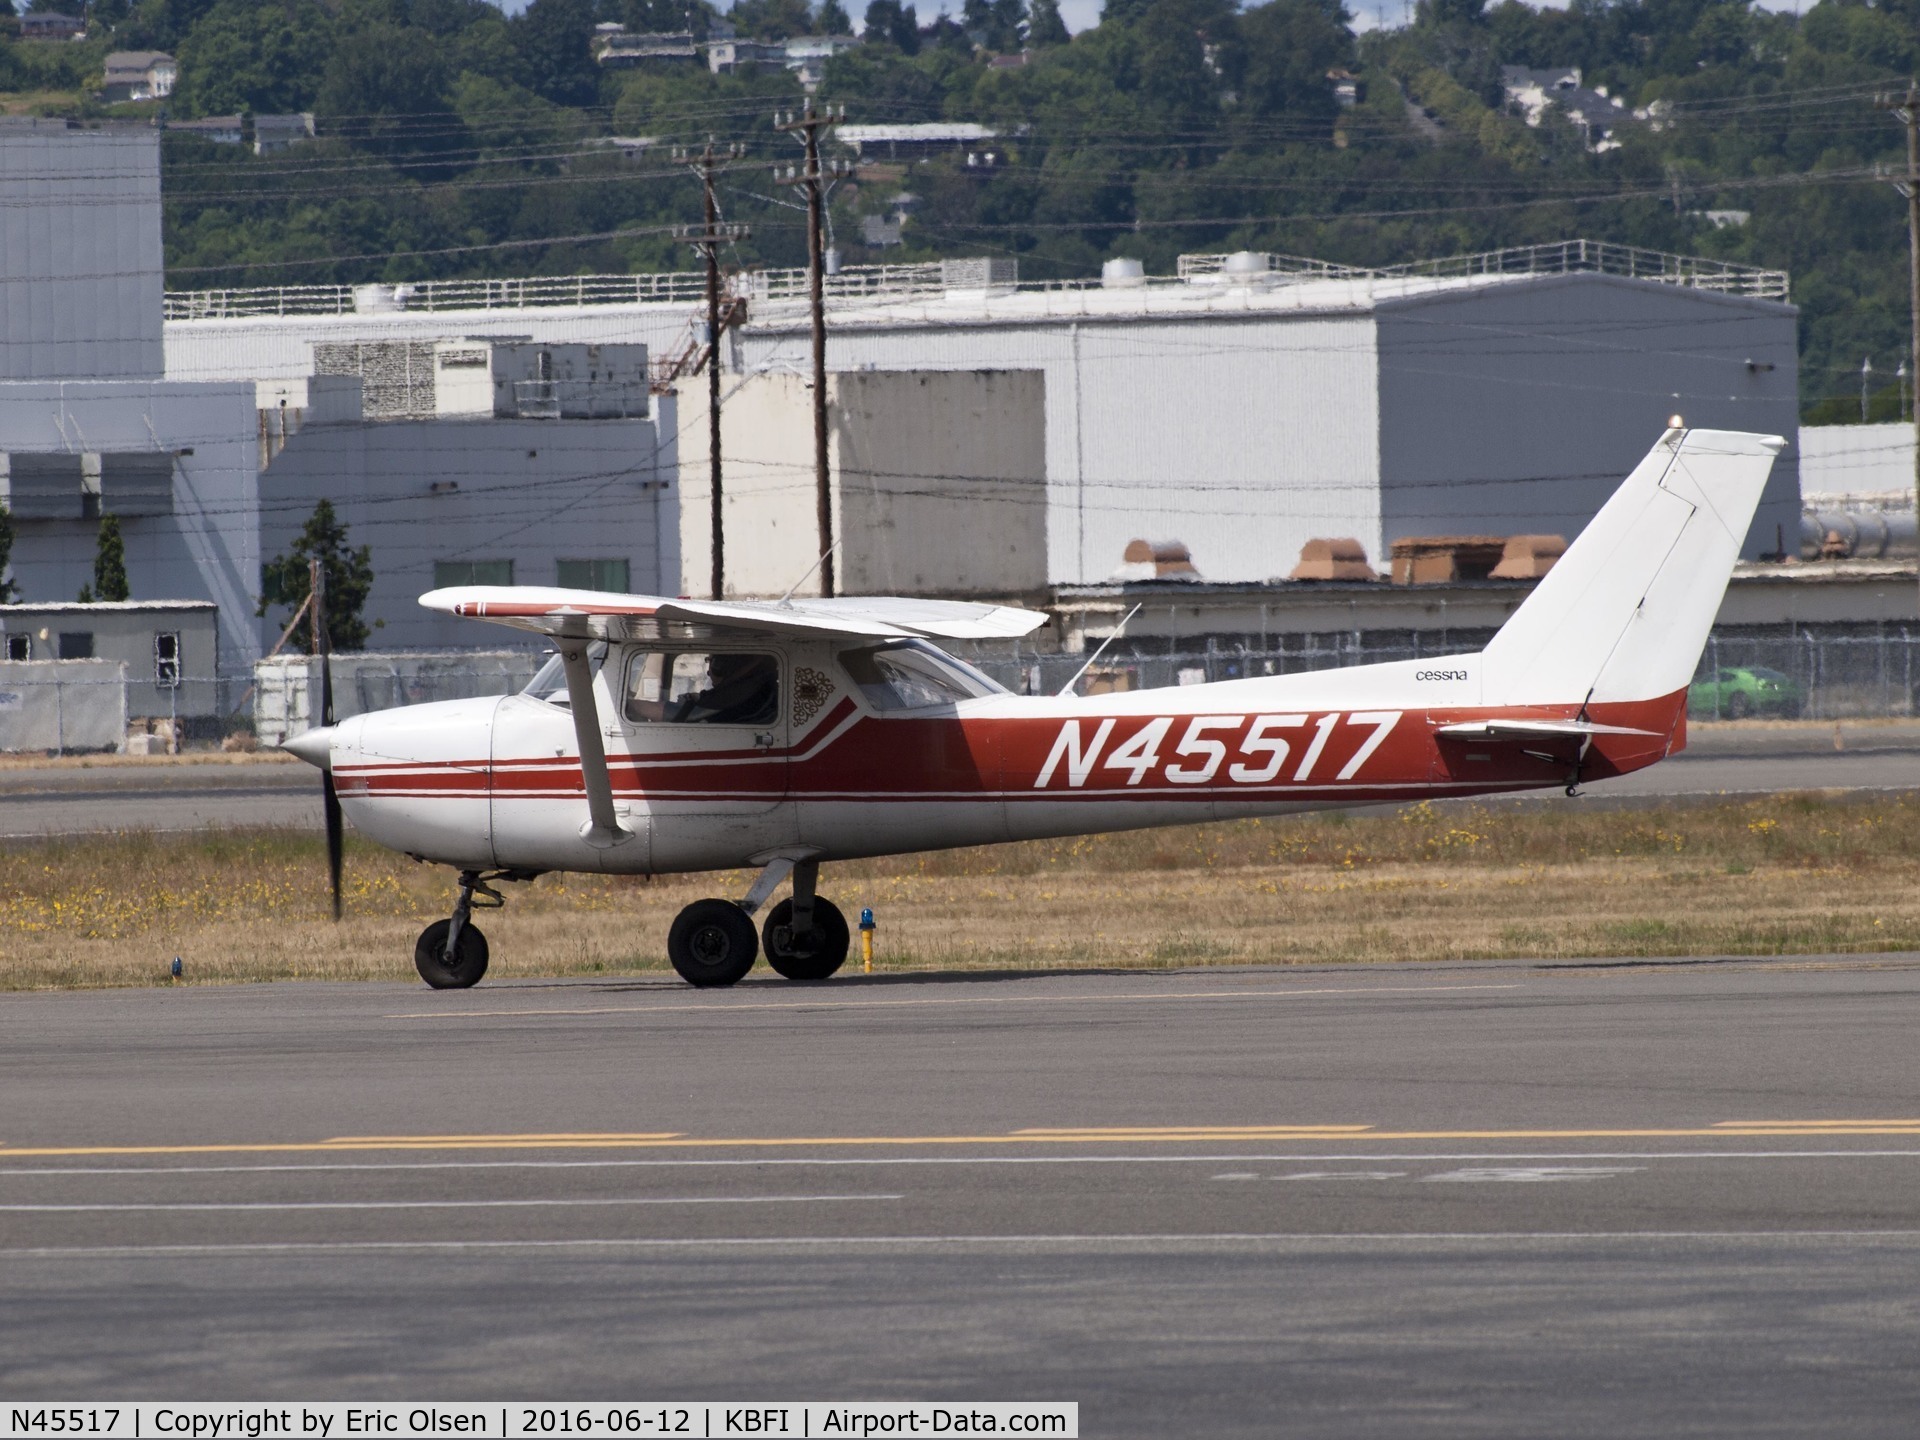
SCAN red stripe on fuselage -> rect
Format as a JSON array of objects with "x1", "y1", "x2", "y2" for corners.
[{"x1": 333, "y1": 691, "x2": 1685, "y2": 804}]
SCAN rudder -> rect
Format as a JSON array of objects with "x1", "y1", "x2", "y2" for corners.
[{"x1": 1477, "y1": 427, "x2": 1786, "y2": 709}]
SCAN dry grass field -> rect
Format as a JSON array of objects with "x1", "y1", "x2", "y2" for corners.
[{"x1": 3, "y1": 792, "x2": 1918, "y2": 989}]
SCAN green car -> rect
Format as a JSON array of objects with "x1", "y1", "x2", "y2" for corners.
[{"x1": 1688, "y1": 665, "x2": 1804, "y2": 719}]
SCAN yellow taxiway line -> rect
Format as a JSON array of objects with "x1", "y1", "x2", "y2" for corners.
[{"x1": 3, "y1": 1119, "x2": 1920, "y2": 1159}]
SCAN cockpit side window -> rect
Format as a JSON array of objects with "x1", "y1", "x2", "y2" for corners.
[
  {"x1": 838, "y1": 640, "x2": 1006, "y2": 712},
  {"x1": 623, "y1": 651, "x2": 781, "y2": 725}
]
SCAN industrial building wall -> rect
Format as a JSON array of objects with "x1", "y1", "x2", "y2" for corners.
[
  {"x1": 165, "y1": 304, "x2": 686, "y2": 384},
  {"x1": 738, "y1": 313, "x2": 1381, "y2": 586},
  {"x1": 258, "y1": 415, "x2": 676, "y2": 651},
  {"x1": 677, "y1": 373, "x2": 816, "y2": 597},
  {"x1": 676, "y1": 370, "x2": 1047, "y2": 598},
  {"x1": 1374, "y1": 274, "x2": 1801, "y2": 560},
  {"x1": 1800, "y1": 423, "x2": 1915, "y2": 497},
  {"x1": 1, "y1": 121, "x2": 165, "y2": 381},
  {"x1": 832, "y1": 370, "x2": 1047, "y2": 597},
  {"x1": 0, "y1": 380, "x2": 262, "y2": 674}
]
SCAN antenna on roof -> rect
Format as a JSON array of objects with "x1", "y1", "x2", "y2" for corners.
[{"x1": 778, "y1": 539, "x2": 843, "y2": 606}]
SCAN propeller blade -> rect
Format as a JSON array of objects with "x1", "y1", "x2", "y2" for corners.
[
  {"x1": 323, "y1": 768, "x2": 344, "y2": 922},
  {"x1": 315, "y1": 581, "x2": 340, "y2": 920}
]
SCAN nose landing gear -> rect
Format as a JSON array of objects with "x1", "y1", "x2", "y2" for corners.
[
  {"x1": 666, "y1": 855, "x2": 851, "y2": 988},
  {"x1": 413, "y1": 869, "x2": 538, "y2": 989}
]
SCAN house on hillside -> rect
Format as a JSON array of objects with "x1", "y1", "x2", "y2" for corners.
[
  {"x1": 706, "y1": 36, "x2": 787, "y2": 71},
  {"x1": 101, "y1": 52, "x2": 176, "y2": 103},
  {"x1": 837, "y1": 123, "x2": 1000, "y2": 160},
  {"x1": 783, "y1": 34, "x2": 858, "y2": 88},
  {"x1": 168, "y1": 115, "x2": 244, "y2": 145},
  {"x1": 594, "y1": 28, "x2": 699, "y2": 65},
  {"x1": 253, "y1": 113, "x2": 315, "y2": 154},
  {"x1": 1501, "y1": 65, "x2": 1630, "y2": 153},
  {"x1": 20, "y1": 12, "x2": 86, "y2": 40}
]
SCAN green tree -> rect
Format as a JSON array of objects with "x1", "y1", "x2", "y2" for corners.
[
  {"x1": 259, "y1": 499, "x2": 375, "y2": 653},
  {"x1": 1028, "y1": 0, "x2": 1068, "y2": 45},
  {"x1": 735, "y1": 0, "x2": 814, "y2": 39},
  {"x1": 92, "y1": 513, "x2": 130, "y2": 603},
  {"x1": 819, "y1": 0, "x2": 853, "y2": 34},
  {"x1": 171, "y1": 0, "x2": 336, "y2": 117},
  {"x1": 0, "y1": 503, "x2": 18, "y2": 605},
  {"x1": 1238, "y1": 0, "x2": 1350, "y2": 126},
  {"x1": 863, "y1": 0, "x2": 920, "y2": 51},
  {"x1": 510, "y1": 0, "x2": 602, "y2": 104},
  {"x1": 315, "y1": 19, "x2": 459, "y2": 155}
]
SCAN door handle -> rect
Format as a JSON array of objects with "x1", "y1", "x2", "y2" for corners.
[{"x1": 753, "y1": 731, "x2": 776, "y2": 749}]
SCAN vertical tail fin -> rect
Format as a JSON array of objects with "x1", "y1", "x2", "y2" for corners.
[{"x1": 1478, "y1": 427, "x2": 1786, "y2": 708}]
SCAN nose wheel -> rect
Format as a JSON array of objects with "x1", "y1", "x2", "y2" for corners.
[
  {"x1": 412, "y1": 869, "x2": 537, "y2": 989},
  {"x1": 415, "y1": 917, "x2": 489, "y2": 988}
]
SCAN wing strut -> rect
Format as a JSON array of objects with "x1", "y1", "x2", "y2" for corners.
[{"x1": 559, "y1": 642, "x2": 632, "y2": 848}]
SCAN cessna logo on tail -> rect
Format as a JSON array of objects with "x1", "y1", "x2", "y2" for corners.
[{"x1": 1034, "y1": 712, "x2": 1403, "y2": 788}]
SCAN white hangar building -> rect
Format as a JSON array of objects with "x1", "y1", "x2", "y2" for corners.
[
  {"x1": 164, "y1": 243, "x2": 1801, "y2": 593},
  {"x1": 735, "y1": 247, "x2": 1802, "y2": 585}
]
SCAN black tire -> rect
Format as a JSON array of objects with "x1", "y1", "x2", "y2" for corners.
[
  {"x1": 668, "y1": 899, "x2": 759, "y2": 987},
  {"x1": 415, "y1": 919, "x2": 489, "y2": 989},
  {"x1": 762, "y1": 897, "x2": 851, "y2": 981},
  {"x1": 1725, "y1": 692, "x2": 1751, "y2": 720}
]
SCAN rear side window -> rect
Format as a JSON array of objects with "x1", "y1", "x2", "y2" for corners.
[{"x1": 839, "y1": 640, "x2": 1005, "y2": 712}]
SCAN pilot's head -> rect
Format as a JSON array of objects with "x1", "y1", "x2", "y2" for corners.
[{"x1": 709, "y1": 653, "x2": 766, "y2": 684}]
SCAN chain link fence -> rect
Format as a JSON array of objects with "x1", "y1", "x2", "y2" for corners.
[{"x1": 965, "y1": 627, "x2": 1920, "y2": 721}]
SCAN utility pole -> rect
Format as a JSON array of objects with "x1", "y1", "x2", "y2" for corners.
[
  {"x1": 1876, "y1": 84, "x2": 1920, "y2": 600},
  {"x1": 673, "y1": 139, "x2": 748, "y2": 601},
  {"x1": 776, "y1": 100, "x2": 849, "y2": 597}
]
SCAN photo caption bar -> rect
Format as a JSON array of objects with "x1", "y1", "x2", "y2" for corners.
[{"x1": 0, "y1": 1405, "x2": 1078, "y2": 1440}]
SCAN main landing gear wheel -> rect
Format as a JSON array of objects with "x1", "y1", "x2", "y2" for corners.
[
  {"x1": 669, "y1": 899, "x2": 759, "y2": 988},
  {"x1": 415, "y1": 919, "x2": 489, "y2": 989},
  {"x1": 762, "y1": 896, "x2": 850, "y2": 981}
]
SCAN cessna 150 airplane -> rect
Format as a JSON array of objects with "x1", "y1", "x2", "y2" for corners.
[{"x1": 284, "y1": 425, "x2": 1783, "y2": 990}]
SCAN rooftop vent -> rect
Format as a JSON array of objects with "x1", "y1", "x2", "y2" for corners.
[
  {"x1": 1112, "y1": 539, "x2": 1200, "y2": 583},
  {"x1": 1289, "y1": 537, "x2": 1377, "y2": 582}
]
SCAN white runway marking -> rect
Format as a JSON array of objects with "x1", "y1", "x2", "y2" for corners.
[
  {"x1": 1423, "y1": 1167, "x2": 1645, "y2": 1183},
  {"x1": 1280, "y1": 1171, "x2": 1408, "y2": 1180},
  {"x1": 8, "y1": 1230, "x2": 1920, "y2": 1259},
  {"x1": 3, "y1": 1150, "x2": 1917, "y2": 1177},
  {"x1": 0, "y1": 1194, "x2": 902, "y2": 1213},
  {"x1": 382, "y1": 983, "x2": 1521, "y2": 1021}
]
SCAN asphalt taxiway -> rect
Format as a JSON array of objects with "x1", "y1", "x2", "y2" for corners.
[{"x1": 3, "y1": 959, "x2": 1919, "y2": 1435}]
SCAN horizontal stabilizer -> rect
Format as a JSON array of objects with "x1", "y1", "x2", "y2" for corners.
[{"x1": 1435, "y1": 719, "x2": 1662, "y2": 743}]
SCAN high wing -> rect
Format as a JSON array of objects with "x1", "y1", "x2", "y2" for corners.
[{"x1": 419, "y1": 587, "x2": 1049, "y2": 643}]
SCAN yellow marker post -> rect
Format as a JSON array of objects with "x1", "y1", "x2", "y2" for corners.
[{"x1": 859, "y1": 907, "x2": 875, "y2": 973}]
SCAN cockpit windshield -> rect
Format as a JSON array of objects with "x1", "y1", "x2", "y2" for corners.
[
  {"x1": 838, "y1": 639, "x2": 1007, "y2": 712},
  {"x1": 523, "y1": 642, "x2": 607, "y2": 707}
]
